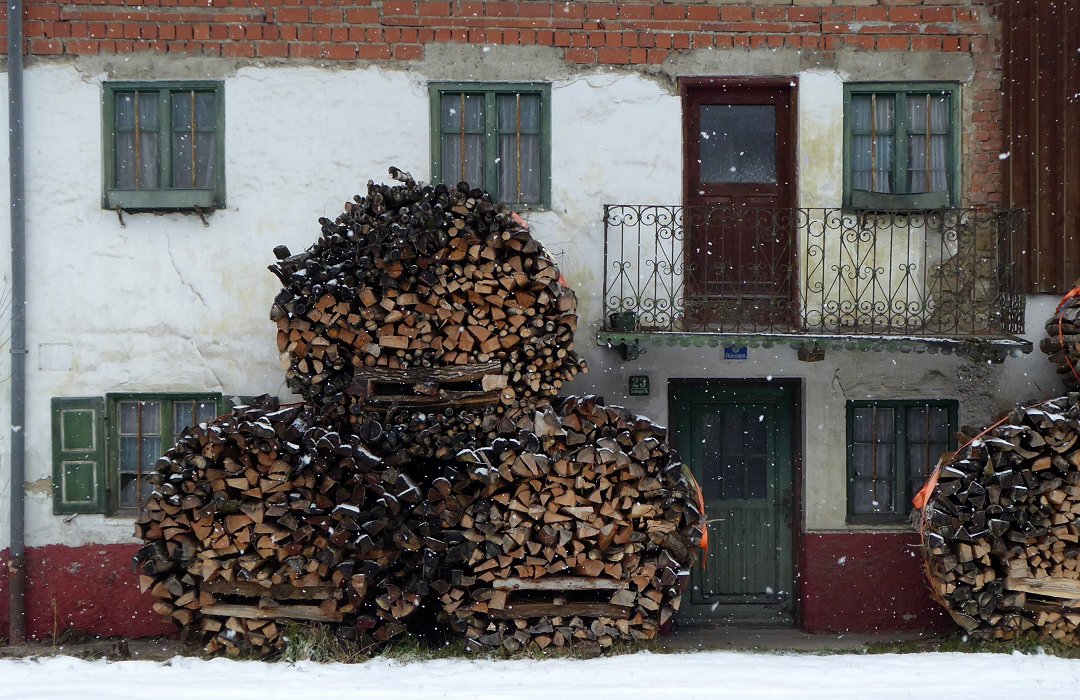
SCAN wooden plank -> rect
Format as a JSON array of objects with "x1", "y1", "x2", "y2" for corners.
[
  {"x1": 201, "y1": 579, "x2": 339, "y2": 601},
  {"x1": 352, "y1": 361, "x2": 502, "y2": 384},
  {"x1": 490, "y1": 602, "x2": 627, "y2": 619},
  {"x1": 202, "y1": 603, "x2": 342, "y2": 623},
  {"x1": 1006, "y1": 575, "x2": 1080, "y2": 600},
  {"x1": 492, "y1": 576, "x2": 623, "y2": 592}
]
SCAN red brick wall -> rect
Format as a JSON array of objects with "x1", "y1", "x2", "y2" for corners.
[
  {"x1": 2, "y1": 1, "x2": 996, "y2": 64},
  {"x1": 0, "y1": 1, "x2": 1005, "y2": 205}
]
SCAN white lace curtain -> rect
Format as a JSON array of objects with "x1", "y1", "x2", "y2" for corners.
[
  {"x1": 114, "y1": 91, "x2": 217, "y2": 190},
  {"x1": 851, "y1": 92, "x2": 948, "y2": 196},
  {"x1": 440, "y1": 92, "x2": 541, "y2": 204}
]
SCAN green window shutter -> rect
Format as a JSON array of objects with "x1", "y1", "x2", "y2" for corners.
[{"x1": 52, "y1": 397, "x2": 107, "y2": 514}]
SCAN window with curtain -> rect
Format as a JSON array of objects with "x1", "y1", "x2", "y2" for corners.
[
  {"x1": 845, "y1": 84, "x2": 958, "y2": 209},
  {"x1": 431, "y1": 83, "x2": 550, "y2": 208},
  {"x1": 847, "y1": 399, "x2": 957, "y2": 521},
  {"x1": 104, "y1": 82, "x2": 225, "y2": 211},
  {"x1": 114, "y1": 395, "x2": 220, "y2": 513}
]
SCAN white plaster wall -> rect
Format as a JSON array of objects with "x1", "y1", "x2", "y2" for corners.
[
  {"x1": 0, "y1": 57, "x2": 1063, "y2": 550},
  {"x1": 12, "y1": 64, "x2": 433, "y2": 547}
]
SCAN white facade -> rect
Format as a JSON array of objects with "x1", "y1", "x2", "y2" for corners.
[{"x1": 0, "y1": 49, "x2": 1061, "y2": 552}]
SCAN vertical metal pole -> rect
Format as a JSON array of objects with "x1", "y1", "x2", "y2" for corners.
[{"x1": 8, "y1": 0, "x2": 27, "y2": 645}]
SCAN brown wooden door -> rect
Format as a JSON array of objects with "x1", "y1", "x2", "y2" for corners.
[{"x1": 682, "y1": 79, "x2": 797, "y2": 325}]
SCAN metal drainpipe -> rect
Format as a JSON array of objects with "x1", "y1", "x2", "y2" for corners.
[{"x1": 7, "y1": 0, "x2": 27, "y2": 645}]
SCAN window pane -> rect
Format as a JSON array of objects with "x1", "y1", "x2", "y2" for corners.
[
  {"x1": 173, "y1": 130, "x2": 193, "y2": 188},
  {"x1": 115, "y1": 93, "x2": 136, "y2": 130},
  {"x1": 907, "y1": 407, "x2": 927, "y2": 443},
  {"x1": 119, "y1": 436, "x2": 140, "y2": 473},
  {"x1": 138, "y1": 131, "x2": 159, "y2": 189},
  {"x1": 139, "y1": 401, "x2": 161, "y2": 434},
  {"x1": 496, "y1": 94, "x2": 542, "y2": 205},
  {"x1": 196, "y1": 400, "x2": 218, "y2": 423},
  {"x1": 195, "y1": 92, "x2": 216, "y2": 126},
  {"x1": 194, "y1": 132, "x2": 216, "y2": 188},
  {"x1": 850, "y1": 95, "x2": 894, "y2": 193},
  {"x1": 114, "y1": 92, "x2": 160, "y2": 190},
  {"x1": 699, "y1": 104, "x2": 776, "y2": 184},
  {"x1": 174, "y1": 401, "x2": 195, "y2": 435},
  {"x1": 119, "y1": 401, "x2": 139, "y2": 433},
  {"x1": 172, "y1": 91, "x2": 193, "y2": 129},
  {"x1": 907, "y1": 94, "x2": 949, "y2": 194},
  {"x1": 497, "y1": 93, "x2": 541, "y2": 132},
  {"x1": 440, "y1": 93, "x2": 485, "y2": 186}
]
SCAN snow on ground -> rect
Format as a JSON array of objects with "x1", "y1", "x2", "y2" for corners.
[{"x1": 2, "y1": 650, "x2": 1079, "y2": 700}]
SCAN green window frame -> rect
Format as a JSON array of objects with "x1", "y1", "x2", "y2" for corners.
[
  {"x1": 430, "y1": 82, "x2": 552, "y2": 210},
  {"x1": 103, "y1": 81, "x2": 226, "y2": 211},
  {"x1": 843, "y1": 83, "x2": 961, "y2": 210},
  {"x1": 846, "y1": 399, "x2": 958, "y2": 523},
  {"x1": 108, "y1": 393, "x2": 222, "y2": 514},
  {"x1": 52, "y1": 393, "x2": 223, "y2": 515}
]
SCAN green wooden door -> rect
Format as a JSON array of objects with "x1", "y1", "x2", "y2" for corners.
[{"x1": 671, "y1": 382, "x2": 795, "y2": 623}]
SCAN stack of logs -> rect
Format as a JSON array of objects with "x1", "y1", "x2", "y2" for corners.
[
  {"x1": 919, "y1": 394, "x2": 1080, "y2": 644},
  {"x1": 135, "y1": 169, "x2": 704, "y2": 656},
  {"x1": 268, "y1": 168, "x2": 585, "y2": 416},
  {"x1": 134, "y1": 397, "x2": 702, "y2": 655},
  {"x1": 1042, "y1": 295, "x2": 1080, "y2": 391}
]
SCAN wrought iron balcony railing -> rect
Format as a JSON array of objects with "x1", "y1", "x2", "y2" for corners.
[{"x1": 602, "y1": 205, "x2": 1026, "y2": 342}]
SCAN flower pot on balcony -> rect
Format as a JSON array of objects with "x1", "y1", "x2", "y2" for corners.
[{"x1": 608, "y1": 311, "x2": 638, "y2": 332}]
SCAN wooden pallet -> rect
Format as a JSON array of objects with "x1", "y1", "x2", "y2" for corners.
[
  {"x1": 485, "y1": 576, "x2": 636, "y2": 620},
  {"x1": 345, "y1": 360, "x2": 510, "y2": 409},
  {"x1": 200, "y1": 580, "x2": 344, "y2": 623}
]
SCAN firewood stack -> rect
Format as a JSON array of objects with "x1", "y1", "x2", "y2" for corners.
[
  {"x1": 1041, "y1": 295, "x2": 1080, "y2": 390},
  {"x1": 440, "y1": 398, "x2": 701, "y2": 652},
  {"x1": 268, "y1": 167, "x2": 585, "y2": 416},
  {"x1": 132, "y1": 400, "x2": 455, "y2": 655},
  {"x1": 135, "y1": 170, "x2": 704, "y2": 657},
  {"x1": 919, "y1": 394, "x2": 1080, "y2": 643}
]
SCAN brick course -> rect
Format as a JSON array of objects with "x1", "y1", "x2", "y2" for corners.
[{"x1": 0, "y1": 0, "x2": 1004, "y2": 205}]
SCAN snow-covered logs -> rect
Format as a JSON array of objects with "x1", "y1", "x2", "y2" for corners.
[
  {"x1": 268, "y1": 168, "x2": 586, "y2": 416},
  {"x1": 1041, "y1": 294, "x2": 1080, "y2": 391},
  {"x1": 919, "y1": 394, "x2": 1080, "y2": 643},
  {"x1": 135, "y1": 397, "x2": 703, "y2": 656}
]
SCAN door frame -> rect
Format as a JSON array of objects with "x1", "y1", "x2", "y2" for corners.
[
  {"x1": 668, "y1": 377, "x2": 804, "y2": 626},
  {"x1": 680, "y1": 76, "x2": 799, "y2": 209},
  {"x1": 679, "y1": 77, "x2": 800, "y2": 323}
]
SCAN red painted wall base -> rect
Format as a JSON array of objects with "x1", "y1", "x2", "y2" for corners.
[
  {"x1": 798, "y1": 532, "x2": 953, "y2": 633},
  {"x1": 1, "y1": 533, "x2": 952, "y2": 641},
  {"x1": 0, "y1": 544, "x2": 171, "y2": 642}
]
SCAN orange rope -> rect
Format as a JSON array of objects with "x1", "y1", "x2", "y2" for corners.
[{"x1": 913, "y1": 286, "x2": 1080, "y2": 512}]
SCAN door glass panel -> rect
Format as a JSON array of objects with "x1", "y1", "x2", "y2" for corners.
[{"x1": 699, "y1": 105, "x2": 777, "y2": 184}]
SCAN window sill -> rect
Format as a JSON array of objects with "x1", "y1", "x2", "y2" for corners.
[
  {"x1": 847, "y1": 190, "x2": 952, "y2": 212},
  {"x1": 105, "y1": 189, "x2": 221, "y2": 212},
  {"x1": 845, "y1": 515, "x2": 915, "y2": 529}
]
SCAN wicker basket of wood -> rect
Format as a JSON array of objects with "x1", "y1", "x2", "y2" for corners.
[{"x1": 917, "y1": 393, "x2": 1080, "y2": 643}]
